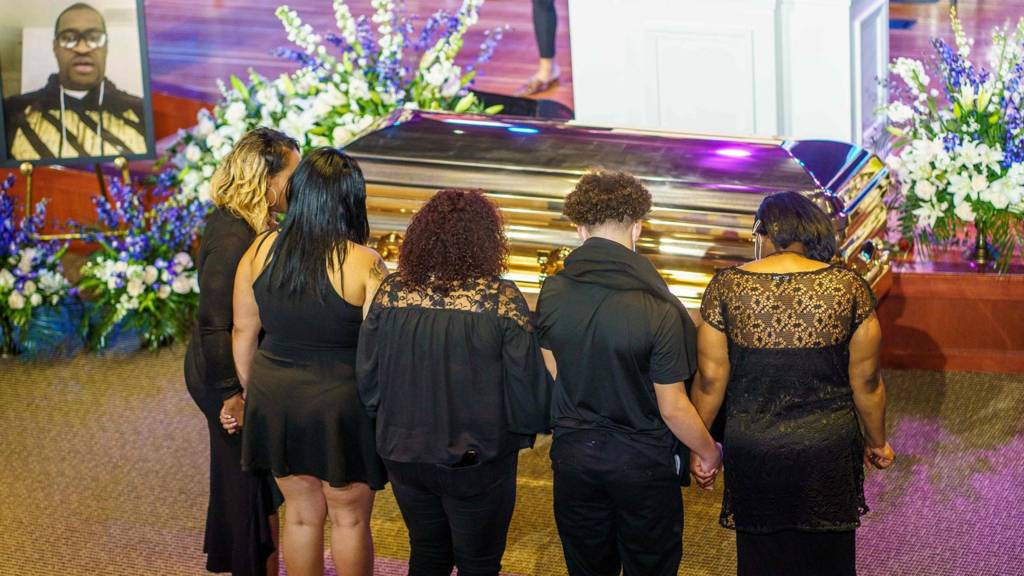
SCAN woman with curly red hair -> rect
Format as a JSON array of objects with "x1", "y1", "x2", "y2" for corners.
[{"x1": 357, "y1": 189, "x2": 552, "y2": 576}]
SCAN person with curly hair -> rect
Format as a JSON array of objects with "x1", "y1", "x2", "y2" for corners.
[
  {"x1": 184, "y1": 127, "x2": 299, "y2": 576},
  {"x1": 535, "y1": 170, "x2": 722, "y2": 576},
  {"x1": 357, "y1": 189, "x2": 552, "y2": 576}
]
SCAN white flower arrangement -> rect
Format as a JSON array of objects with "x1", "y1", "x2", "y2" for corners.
[
  {"x1": 168, "y1": 0, "x2": 504, "y2": 203},
  {"x1": 885, "y1": 9, "x2": 1024, "y2": 266},
  {"x1": 76, "y1": 178, "x2": 205, "y2": 350},
  {"x1": 0, "y1": 176, "x2": 74, "y2": 356}
]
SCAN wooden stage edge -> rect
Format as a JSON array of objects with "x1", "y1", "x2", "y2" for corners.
[
  {"x1": 877, "y1": 260, "x2": 1024, "y2": 375},
  {"x1": 2, "y1": 92, "x2": 1022, "y2": 375}
]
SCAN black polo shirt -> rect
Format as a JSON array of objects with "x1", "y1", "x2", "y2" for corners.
[{"x1": 535, "y1": 240, "x2": 695, "y2": 446}]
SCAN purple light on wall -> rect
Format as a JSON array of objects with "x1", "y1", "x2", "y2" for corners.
[{"x1": 716, "y1": 147, "x2": 753, "y2": 158}]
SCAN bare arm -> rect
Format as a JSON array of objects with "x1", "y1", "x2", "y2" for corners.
[
  {"x1": 231, "y1": 241, "x2": 263, "y2": 393},
  {"x1": 691, "y1": 321, "x2": 730, "y2": 427},
  {"x1": 541, "y1": 347, "x2": 558, "y2": 380},
  {"x1": 849, "y1": 313, "x2": 891, "y2": 459},
  {"x1": 363, "y1": 254, "x2": 388, "y2": 320},
  {"x1": 654, "y1": 381, "x2": 719, "y2": 464}
]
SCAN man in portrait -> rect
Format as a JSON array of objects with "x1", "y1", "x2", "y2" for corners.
[{"x1": 4, "y1": 3, "x2": 148, "y2": 160}]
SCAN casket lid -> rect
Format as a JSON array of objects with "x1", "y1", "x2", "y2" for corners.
[{"x1": 345, "y1": 111, "x2": 874, "y2": 213}]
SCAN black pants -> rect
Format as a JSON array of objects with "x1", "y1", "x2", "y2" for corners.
[
  {"x1": 532, "y1": 0, "x2": 556, "y2": 58},
  {"x1": 737, "y1": 530, "x2": 856, "y2": 576},
  {"x1": 551, "y1": 430, "x2": 683, "y2": 576},
  {"x1": 186, "y1": 381, "x2": 279, "y2": 576},
  {"x1": 384, "y1": 452, "x2": 518, "y2": 576}
]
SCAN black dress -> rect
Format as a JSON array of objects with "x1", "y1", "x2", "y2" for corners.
[
  {"x1": 184, "y1": 208, "x2": 279, "y2": 576},
  {"x1": 240, "y1": 240, "x2": 386, "y2": 490},
  {"x1": 699, "y1": 265, "x2": 876, "y2": 576}
]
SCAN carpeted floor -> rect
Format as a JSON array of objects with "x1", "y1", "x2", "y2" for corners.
[{"x1": 1, "y1": 346, "x2": 1022, "y2": 575}]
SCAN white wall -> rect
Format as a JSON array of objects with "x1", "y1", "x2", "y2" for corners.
[{"x1": 568, "y1": 0, "x2": 889, "y2": 144}]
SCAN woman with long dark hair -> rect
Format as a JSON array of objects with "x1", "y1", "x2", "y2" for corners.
[
  {"x1": 184, "y1": 127, "x2": 299, "y2": 576},
  {"x1": 357, "y1": 189, "x2": 551, "y2": 576},
  {"x1": 229, "y1": 147, "x2": 388, "y2": 576},
  {"x1": 691, "y1": 191, "x2": 895, "y2": 576}
]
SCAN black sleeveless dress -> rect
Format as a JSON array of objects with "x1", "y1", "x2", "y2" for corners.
[
  {"x1": 700, "y1": 265, "x2": 876, "y2": 576},
  {"x1": 240, "y1": 249, "x2": 386, "y2": 489}
]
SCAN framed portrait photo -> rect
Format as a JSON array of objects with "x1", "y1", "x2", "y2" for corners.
[{"x1": 0, "y1": 0, "x2": 155, "y2": 167}]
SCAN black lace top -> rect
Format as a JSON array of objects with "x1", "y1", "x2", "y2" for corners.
[
  {"x1": 356, "y1": 274, "x2": 552, "y2": 465},
  {"x1": 700, "y1": 265, "x2": 875, "y2": 533}
]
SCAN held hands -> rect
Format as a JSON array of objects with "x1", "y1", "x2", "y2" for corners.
[
  {"x1": 690, "y1": 442, "x2": 724, "y2": 490},
  {"x1": 864, "y1": 442, "x2": 895, "y2": 469},
  {"x1": 220, "y1": 393, "x2": 245, "y2": 435}
]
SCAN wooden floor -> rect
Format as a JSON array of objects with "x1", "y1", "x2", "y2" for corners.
[{"x1": 143, "y1": 0, "x2": 575, "y2": 109}]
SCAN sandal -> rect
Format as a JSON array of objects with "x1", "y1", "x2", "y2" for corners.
[{"x1": 517, "y1": 73, "x2": 561, "y2": 96}]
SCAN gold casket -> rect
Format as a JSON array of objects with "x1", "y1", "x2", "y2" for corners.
[{"x1": 346, "y1": 111, "x2": 891, "y2": 307}]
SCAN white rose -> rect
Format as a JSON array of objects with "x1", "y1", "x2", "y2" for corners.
[
  {"x1": 39, "y1": 270, "x2": 64, "y2": 293},
  {"x1": 107, "y1": 277, "x2": 119, "y2": 291},
  {"x1": 29, "y1": 293, "x2": 42, "y2": 306},
  {"x1": 332, "y1": 126, "x2": 353, "y2": 146},
  {"x1": 955, "y1": 201, "x2": 976, "y2": 222},
  {"x1": 347, "y1": 75, "x2": 371, "y2": 101},
  {"x1": 158, "y1": 285, "x2": 172, "y2": 299},
  {"x1": 441, "y1": 73, "x2": 462, "y2": 99},
  {"x1": 172, "y1": 275, "x2": 193, "y2": 294},
  {"x1": 144, "y1": 265, "x2": 160, "y2": 285},
  {"x1": 224, "y1": 101, "x2": 248, "y2": 125},
  {"x1": 22, "y1": 280, "x2": 36, "y2": 296},
  {"x1": 184, "y1": 144, "x2": 203, "y2": 164},
  {"x1": 981, "y1": 178, "x2": 1013, "y2": 210},
  {"x1": 205, "y1": 131, "x2": 225, "y2": 152},
  {"x1": 197, "y1": 181, "x2": 212, "y2": 204},
  {"x1": 195, "y1": 111, "x2": 216, "y2": 138},
  {"x1": 173, "y1": 252, "x2": 194, "y2": 273},
  {"x1": 126, "y1": 279, "x2": 145, "y2": 297},
  {"x1": 18, "y1": 248, "x2": 37, "y2": 273},
  {"x1": 914, "y1": 180, "x2": 937, "y2": 202},
  {"x1": 7, "y1": 291, "x2": 25, "y2": 310},
  {"x1": 0, "y1": 269, "x2": 14, "y2": 290},
  {"x1": 202, "y1": 164, "x2": 215, "y2": 178},
  {"x1": 886, "y1": 102, "x2": 914, "y2": 124},
  {"x1": 113, "y1": 260, "x2": 128, "y2": 274}
]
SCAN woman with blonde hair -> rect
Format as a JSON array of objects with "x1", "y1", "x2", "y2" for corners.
[{"x1": 184, "y1": 127, "x2": 300, "y2": 576}]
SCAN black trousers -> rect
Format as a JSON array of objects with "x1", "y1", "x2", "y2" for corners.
[
  {"x1": 384, "y1": 452, "x2": 518, "y2": 576},
  {"x1": 187, "y1": 381, "x2": 279, "y2": 576},
  {"x1": 737, "y1": 530, "x2": 856, "y2": 576},
  {"x1": 532, "y1": 0, "x2": 557, "y2": 58},
  {"x1": 551, "y1": 430, "x2": 683, "y2": 576}
]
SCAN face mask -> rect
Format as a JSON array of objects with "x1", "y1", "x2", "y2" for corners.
[{"x1": 753, "y1": 219, "x2": 763, "y2": 260}]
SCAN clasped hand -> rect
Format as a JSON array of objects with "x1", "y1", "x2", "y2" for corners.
[
  {"x1": 220, "y1": 393, "x2": 244, "y2": 435},
  {"x1": 690, "y1": 442, "x2": 724, "y2": 490}
]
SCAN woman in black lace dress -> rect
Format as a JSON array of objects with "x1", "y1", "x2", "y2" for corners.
[
  {"x1": 183, "y1": 128, "x2": 300, "y2": 575},
  {"x1": 357, "y1": 189, "x2": 551, "y2": 576},
  {"x1": 231, "y1": 148, "x2": 388, "y2": 576},
  {"x1": 691, "y1": 192, "x2": 895, "y2": 576}
]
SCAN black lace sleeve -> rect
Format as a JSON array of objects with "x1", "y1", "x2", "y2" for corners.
[
  {"x1": 356, "y1": 277, "x2": 387, "y2": 420},
  {"x1": 499, "y1": 280, "x2": 552, "y2": 434},
  {"x1": 849, "y1": 271, "x2": 877, "y2": 332},
  {"x1": 700, "y1": 270, "x2": 728, "y2": 331},
  {"x1": 196, "y1": 221, "x2": 252, "y2": 400}
]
